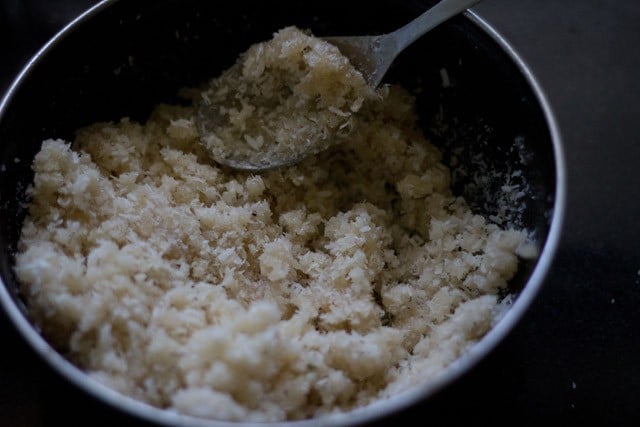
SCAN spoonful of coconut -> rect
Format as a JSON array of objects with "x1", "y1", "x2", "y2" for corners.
[{"x1": 196, "y1": 0, "x2": 482, "y2": 171}]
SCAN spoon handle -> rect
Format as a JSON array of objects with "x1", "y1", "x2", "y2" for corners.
[{"x1": 390, "y1": 0, "x2": 483, "y2": 52}]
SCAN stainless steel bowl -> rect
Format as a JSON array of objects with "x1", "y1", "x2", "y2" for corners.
[{"x1": 0, "y1": 0, "x2": 565, "y2": 425}]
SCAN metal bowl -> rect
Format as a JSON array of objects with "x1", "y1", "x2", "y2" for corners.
[{"x1": 0, "y1": 0, "x2": 565, "y2": 425}]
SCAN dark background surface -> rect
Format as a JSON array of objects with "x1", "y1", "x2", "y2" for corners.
[{"x1": 1, "y1": 0, "x2": 639, "y2": 425}]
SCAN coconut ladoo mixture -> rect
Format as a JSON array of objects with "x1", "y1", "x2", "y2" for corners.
[
  {"x1": 15, "y1": 27, "x2": 535, "y2": 421},
  {"x1": 197, "y1": 27, "x2": 375, "y2": 168}
]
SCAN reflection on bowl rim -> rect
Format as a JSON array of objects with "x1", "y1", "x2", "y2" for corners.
[{"x1": 0, "y1": 1, "x2": 566, "y2": 426}]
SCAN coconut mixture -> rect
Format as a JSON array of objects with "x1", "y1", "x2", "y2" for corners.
[
  {"x1": 15, "y1": 27, "x2": 534, "y2": 421},
  {"x1": 197, "y1": 27, "x2": 374, "y2": 168}
]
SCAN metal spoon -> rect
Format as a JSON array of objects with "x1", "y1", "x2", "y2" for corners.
[{"x1": 197, "y1": 0, "x2": 482, "y2": 171}]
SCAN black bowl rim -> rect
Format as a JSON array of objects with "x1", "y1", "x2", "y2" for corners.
[{"x1": 0, "y1": 1, "x2": 566, "y2": 426}]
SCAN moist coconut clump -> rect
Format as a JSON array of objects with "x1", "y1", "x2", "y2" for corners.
[
  {"x1": 197, "y1": 26, "x2": 375, "y2": 168},
  {"x1": 15, "y1": 29, "x2": 535, "y2": 422}
]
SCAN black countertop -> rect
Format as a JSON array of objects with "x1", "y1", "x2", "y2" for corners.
[{"x1": 1, "y1": 0, "x2": 639, "y2": 425}]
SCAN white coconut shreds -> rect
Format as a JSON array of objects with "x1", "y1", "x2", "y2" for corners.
[
  {"x1": 197, "y1": 27, "x2": 375, "y2": 168},
  {"x1": 14, "y1": 28, "x2": 535, "y2": 422}
]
